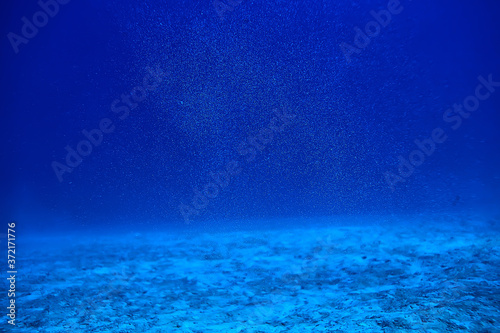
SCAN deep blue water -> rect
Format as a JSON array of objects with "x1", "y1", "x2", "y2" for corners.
[
  {"x1": 1, "y1": 0, "x2": 499, "y2": 231},
  {"x1": 1, "y1": 1, "x2": 500, "y2": 332}
]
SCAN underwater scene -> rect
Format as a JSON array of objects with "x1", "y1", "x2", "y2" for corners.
[{"x1": 1, "y1": 0, "x2": 499, "y2": 332}]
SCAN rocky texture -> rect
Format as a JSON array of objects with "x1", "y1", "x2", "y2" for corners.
[{"x1": 11, "y1": 214, "x2": 500, "y2": 332}]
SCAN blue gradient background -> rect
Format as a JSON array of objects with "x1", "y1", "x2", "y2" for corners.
[{"x1": 1, "y1": 0, "x2": 499, "y2": 234}]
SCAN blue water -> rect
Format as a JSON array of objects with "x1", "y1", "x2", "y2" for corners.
[{"x1": 1, "y1": 0, "x2": 499, "y2": 331}]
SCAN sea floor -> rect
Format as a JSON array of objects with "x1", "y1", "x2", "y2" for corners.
[{"x1": 9, "y1": 214, "x2": 500, "y2": 332}]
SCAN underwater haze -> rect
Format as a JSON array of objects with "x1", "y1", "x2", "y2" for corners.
[{"x1": 1, "y1": 0, "x2": 499, "y2": 332}]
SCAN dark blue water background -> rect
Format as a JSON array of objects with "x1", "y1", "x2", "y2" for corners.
[{"x1": 1, "y1": 0, "x2": 499, "y2": 236}]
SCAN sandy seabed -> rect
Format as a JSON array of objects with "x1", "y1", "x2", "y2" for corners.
[{"x1": 10, "y1": 214, "x2": 500, "y2": 332}]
